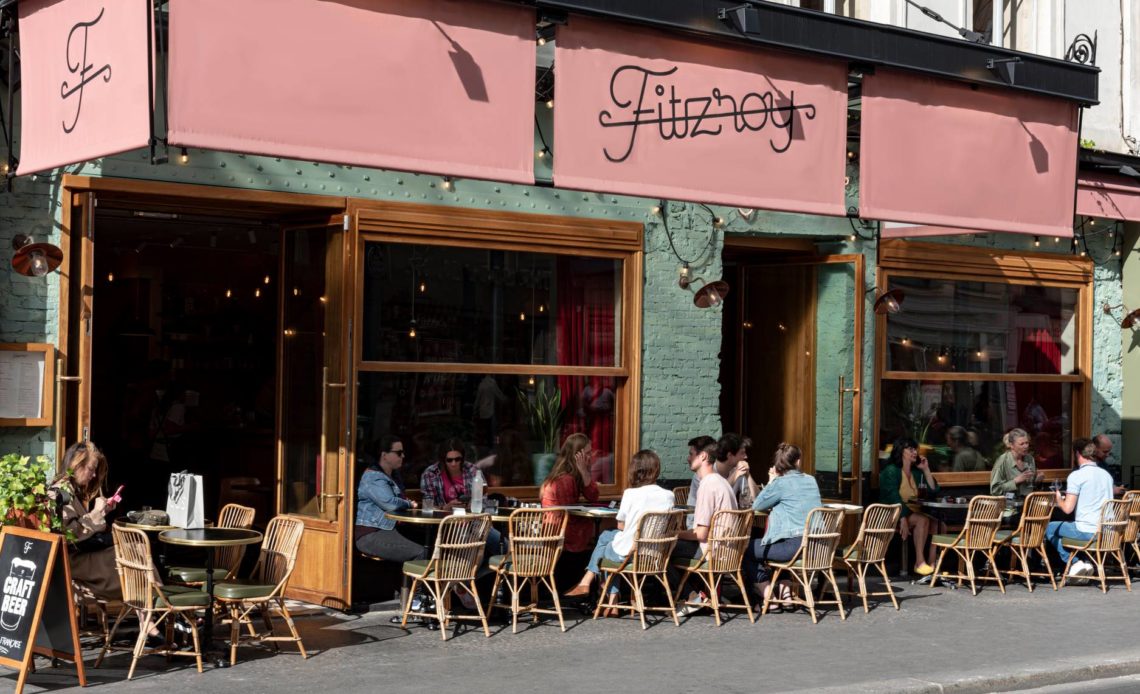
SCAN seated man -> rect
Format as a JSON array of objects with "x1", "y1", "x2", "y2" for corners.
[
  {"x1": 673, "y1": 441, "x2": 737, "y2": 614},
  {"x1": 689, "y1": 433, "x2": 758, "y2": 509},
  {"x1": 1046, "y1": 438, "x2": 1114, "y2": 582}
]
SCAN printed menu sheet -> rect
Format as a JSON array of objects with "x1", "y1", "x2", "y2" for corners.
[{"x1": 0, "y1": 351, "x2": 46, "y2": 419}]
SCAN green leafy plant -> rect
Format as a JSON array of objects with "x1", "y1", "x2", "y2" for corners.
[
  {"x1": 518, "y1": 381, "x2": 564, "y2": 453},
  {"x1": 0, "y1": 454, "x2": 62, "y2": 534},
  {"x1": 892, "y1": 386, "x2": 937, "y2": 445},
  {"x1": 1079, "y1": 138, "x2": 1097, "y2": 149}
]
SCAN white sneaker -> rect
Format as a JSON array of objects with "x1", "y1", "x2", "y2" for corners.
[
  {"x1": 1068, "y1": 560, "x2": 1093, "y2": 584},
  {"x1": 676, "y1": 591, "x2": 709, "y2": 618}
]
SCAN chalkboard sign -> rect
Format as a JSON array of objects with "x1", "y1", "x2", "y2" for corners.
[{"x1": 0, "y1": 527, "x2": 85, "y2": 694}]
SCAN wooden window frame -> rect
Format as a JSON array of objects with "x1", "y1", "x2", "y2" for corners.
[
  {"x1": 348, "y1": 199, "x2": 643, "y2": 499},
  {"x1": 873, "y1": 239, "x2": 1093, "y2": 488}
]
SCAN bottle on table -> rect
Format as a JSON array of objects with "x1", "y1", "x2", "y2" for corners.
[{"x1": 471, "y1": 470, "x2": 486, "y2": 514}]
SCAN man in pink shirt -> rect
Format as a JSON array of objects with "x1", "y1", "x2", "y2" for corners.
[{"x1": 673, "y1": 441, "x2": 737, "y2": 615}]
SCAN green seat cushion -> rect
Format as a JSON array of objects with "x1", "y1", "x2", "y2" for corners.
[
  {"x1": 994, "y1": 530, "x2": 1013, "y2": 542},
  {"x1": 166, "y1": 566, "x2": 209, "y2": 584},
  {"x1": 1061, "y1": 538, "x2": 1093, "y2": 550},
  {"x1": 156, "y1": 585, "x2": 210, "y2": 608},
  {"x1": 840, "y1": 547, "x2": 861, "y2": 562},
  {"x1": 932, "y1": 534, "x2": 965, "y2": 548},
  {"x1": 599, "y1": 557, "x2": 625, "y2": 571},
  {"x1": 403, "y1": 559, "x2": 433, "y2": 578},
  {"x1": 669, "y1": 556, "x2": 704, "y2": 570},
  {"x1": 488, "y1": 555, "x2": 508, "y2": 571},
  {"x1": 214, "y1": 581, "x2": 276, "y2": 600}
]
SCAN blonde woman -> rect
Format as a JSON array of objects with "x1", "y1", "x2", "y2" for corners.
[
  {"x1": 540, "y1": 434, "x2": 600, "y2": 555},
  {"x1": 49, "y1": 442, "x2": 120, "y2": 600},
  {"x1": 990, "y1": 428, "x2": 1044, "y2": 496}
]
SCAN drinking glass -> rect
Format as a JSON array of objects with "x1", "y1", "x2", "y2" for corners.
[{"x1": 422, "y1": 496, "x2": 434, "y2": 512}]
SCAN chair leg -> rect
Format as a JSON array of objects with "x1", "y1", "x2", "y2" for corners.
[
  {"x1": 1094, "y1": 552, "x2": 1108, "y2": 593},
  {"x1": 96, "y1": 605, "x2": 129, "y2": 668},
  {"x1": 962, "y1": 550, "x2": 979, "y2": 595},
  {"x1": 275, "y1": 599, "x2": 307, "y2": 659},
  {"x1": 761, "y1": 567, "x2": 784, "y2": 617},
  {"x1": 230, "y1": 606, "x2": 242, "y2": 666},
  {"x1": 855, "y1": 564, "x2": 870, "y2": 614},
  {"x1": 875, "y1": 562, "x2": 899, "y2": 610},
  {"x1": 545, "y1": 574, "x2": 566, "y2": 632},
  {"x1": 400, "y1": 576, "x2": 418, "y2": 628},
  {"x1": 128, "y1": 610, "x2": 152, "y2": 681},
  {"x1": 1039, "y1": 547, "x2": 1058, "y2": 591},
  {"x1": 658, "y1": 573, "x2": 680, "y2": 627},
  {"x1": 509, "y1": 575, "x2": 520, "y2": 634},
  {"x1": 987, "y1": 550, "x2": 1005, "y2": 594},
  {"x1": 825, "y1": 570, "x2": 846, "y2": 621},
  {"x1": 1119, "y1": 551, "x2": 1132, "y2": 591},
  {"x1": 707, "y1": 573, "x2": 723, "y2": 627},
  {"x1": 1015, "y1": 546, "x2": 1033, "y2": 592},
  {"x1": 930, "y1": 547, "x2": 949, "y2": 589},
  {"x1": 466, "y1": 580, "x2": 491, "y2": 638},
  {"x1": 801, "y1": 571, "x2": 819, "y2": 624},
  {"x1": 593, "y1": 572, "x2": 617, "y2": 620},
  {"x1": 434, "y1": 583, "x2": 451, "y2": 641},
  {"x1": 1060, "y1": 551, "x2": 1077, "y2": 588},
  {"x1": 186, "y1": 611, "x2": 203, "y2": 673}
]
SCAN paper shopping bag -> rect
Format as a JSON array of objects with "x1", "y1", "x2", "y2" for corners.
[{"x1": 166, "y1": 472, "x2": 205, "y2": 529}]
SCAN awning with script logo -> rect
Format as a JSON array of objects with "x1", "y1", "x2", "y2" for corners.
[
  {"x1": 860, "y1": 69, "x2": 1080, "y2": 238},
  {"x1": 1076, "y1": 172, "x2": 1140, "y2": 222},
  {"x1": 17, "y1": 0, "x2": 152, "y2": 176},
  {"x1": 166, "y1": 0, "x2": 536, "y2": 185},
  {"x1": 552, "y1": 15, "x2": 848, "y2": 216}
]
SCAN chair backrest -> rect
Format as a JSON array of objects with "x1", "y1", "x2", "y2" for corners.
[
  {"x1": 1014, "y1": 492, "x2": 1056, "y2": 547},
  {"x1": 254, "y1": 515, "x2": 305, "y2": 590},
  {"x1": 703, "y1": 509, "x2": 753, "y2": 573},
  {"x1": 960, "y1": 496, "x2": 1004, "y2": 550},
  {"x1": 629, "y1": 510, "x2": 683, "y2": 573},
  {"x1": 111, "y1": 525, "x2": 159, "y2": 611},
  {"x1": 852, "y1": 503, "x2": 901, "y2": 563},
  {"x1": 506, "y1": 508, "x2": 567, "y2": 577},
  {"x1": 798, "y1": 507, "x2": 844, "y2": 571},
  {"x1": 673, "y1": 487, "x2": 690, "y2": 506},
  {"x1": 1122, "y1": 490, "x2": 1140, "y2": 543},
  {"x1": 1093, "y1": 499, "x2": 1130, "y2": 551},
  {"x1": 215, "y1": 503, "x2": 256, "y2": 579},
  {"x1": 431, "y1": 514, "x2": 492, "y2": 581}
]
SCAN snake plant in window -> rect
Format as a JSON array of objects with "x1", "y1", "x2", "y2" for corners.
[{"x1": 518, "y1": 381, "x2": 564, "y2": 483}]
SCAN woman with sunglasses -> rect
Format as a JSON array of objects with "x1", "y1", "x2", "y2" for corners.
[
  {"x1": 421, "y1": 437, "x2": 479, "y2": 512},
  {"x1": 355, "y1": 435, "x2": 424, "y2": 562}
]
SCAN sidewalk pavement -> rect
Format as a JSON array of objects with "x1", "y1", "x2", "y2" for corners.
[{"x1": 7, "y1": 576, "x2": 1140, "y2": 694}]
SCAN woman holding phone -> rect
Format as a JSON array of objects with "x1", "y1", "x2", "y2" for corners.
[
  {"x1": 49, "y1": 442, "x2": 121, "y2": 600},
  {"x1": 878, "y1": 437, "x2": 944, "y2": 576}
]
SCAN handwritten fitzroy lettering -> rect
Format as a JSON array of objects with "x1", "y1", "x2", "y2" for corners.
[
  {"x1": 598, "y1": 65, "x2": 817, "y2": 163},
  {"x1": 60, "y1": 7, "x2": 112, "y2": 134}
]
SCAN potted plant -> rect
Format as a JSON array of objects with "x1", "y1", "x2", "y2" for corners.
[
  {"x1": 518, "y1": 381, "x2": 564, "y2": 484},
  {"x1": 0, "y1": 453, "x2": 63, "y2": 533}
]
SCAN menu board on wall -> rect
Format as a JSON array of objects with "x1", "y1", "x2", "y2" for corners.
[{"x1": 0, "y1": 345, "x2": 54, "y2": 426}]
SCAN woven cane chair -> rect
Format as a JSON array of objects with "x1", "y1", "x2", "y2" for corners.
[
  {"x1": 994, "y1": 492, "x2": 1057, "y2": 591},
  {"x1": 930, "y1": 496, "x2": 1005, "y2": 595},
  {"x1": 1060, "y1": 498, "x2": 1132, "y2": 593},
  {"x1": 168, "y1": 503, "x2": 256, "y2": 585},
  {"x1": 98, "y1": 525, "x2": 207, "y2": 679},
  {"x1": 762, "y1": 507, "x2": 845, "y2": 623},
  {"x1": 670, "y1": 509, "x2": 754, "y2": 625},
  {"x1": 489, "y1": 508, "x2": 568, "y2": 633},
  {"x1": 400, "y1": 514, "x2": 493, "y2": 641},
  {"x1": 594, "y1": 509, "x2": 684, "y2": 629},
  {"x1": 1122, "y1": 490, "x2": 1140, "y2": 567},
  {"x1": 837, "y1": 503, "x2": 901, "y2": 613},
  {"x1": 673, "y1": 486, "x2": 690, "y2": 506},
  {"x1": 214, "y1": 515, "x2": 307, "y2": 665}
]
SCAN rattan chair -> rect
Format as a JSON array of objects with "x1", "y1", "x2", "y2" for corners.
[
  {"x1": 489, "y1": 508, "x2": 568, "y2": 633},
  {"x1": 594, "y1": 509, "x2": 684, "y2": 629},
  {"x1": 673, "y1": 486, "x2": 690, "y2": 506},
  {"x1": 837, "y1": 503, "x2": 901, "y2": 613},
  {"x1": 214, "y1": 515, "x2": 307, "y2": 665},
  {"x1": 168, "y1": 503, "x2": 256, "y2": 585},
  {"x1": 400, "y1": 514, "x2": 493, "y2": 641},
  {"x1": 930, "y1": 495, "x2": 1005, "y2": 595},
  {"x1": 994, "y1": 492, "x2": 1057, "y2": 591},
  {"x1": 1060, "y1": 498, "x2": 1132, "y2": 593},
  {"x1": 1122, "y1": 490, "x2": 1140, "y2": 567},
  {"x1": 670, "y1": 509, "x2": 754, "y2": 625},
  {"x1": 98, "y1": 525, "x2": 207, "y2": 679},
  {"x1": 762, "y1": 507, "x2": 845, "y2": 623}
]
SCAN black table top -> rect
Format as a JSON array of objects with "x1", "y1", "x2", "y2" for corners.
[{"x1": 159, "y1": 527, "x2": 263, "y2": 547}]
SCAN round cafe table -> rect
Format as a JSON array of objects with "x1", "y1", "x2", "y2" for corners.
[{"x1": 159, "y1": 527, "x2": 262, "y2": 661}]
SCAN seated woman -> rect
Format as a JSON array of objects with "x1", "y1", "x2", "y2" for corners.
[
  {"x1": 563, "y1": 449, "x2": 673, "y2": 601},
  {"x1": 990, "y1": 428, "x2": 1044, "y2": 496},
  {"x1": 745, "y1": 443, "x2": 820, "y2": 604},
  {"x1": 879, "y1": 437, "x2": 944, "y2": 576},
  {"x1": 355, "y1": 435, "x2": 424, "y2": 562},
  {"x1": 539, "y1": 434, "x2": 599, "y2": 590},
  {"x1": 51, "y1": 442, "x2": 121, "y2": 601},
  {"x1": 419, "y1": 438, "x2": 502, "y2": 560}
]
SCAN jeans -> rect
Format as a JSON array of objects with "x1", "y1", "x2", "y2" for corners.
[
  {"x1": 355, "y1": 527, "x2": 427, "y2": 563},
  {"x1": 586, "y1": 529, "x2": 625, "y2": 575},
  {"x1": 1045, "y1": 521, "x2": 1095, "y2": 564},
  {"x1": 744, "y1": 536, "x2": 802, "y2": 584},
  {"x1": 485, "y1": 527, "x2": 504, "y2": 563}
]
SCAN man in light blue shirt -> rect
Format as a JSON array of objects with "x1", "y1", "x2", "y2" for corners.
[{"x1": 1045, "y1": 438, "x2": 1114, "y2": 582}]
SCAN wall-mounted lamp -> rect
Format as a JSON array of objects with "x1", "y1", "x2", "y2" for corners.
[
  {"x1": 11, "y1": 234, "x2": 63, "y2": 277},
  {"x1": 536, "y1": 24, "x2": 555, "y2": 46},
  {"x1": 1104, "y1": 303, "x2": 1140, "y2": 329},
  {"x1": 869, "y1": 287, "x2": 905, "y2": 315},
  {"x1": 679, "y1": 263, "x2": 730, "y2": 308}
]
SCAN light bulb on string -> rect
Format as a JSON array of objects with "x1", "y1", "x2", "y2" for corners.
[
  {"x1": 519, "y1": 311, "x2": 526, "y2": 321},
  {"x1": 419, "y1": 280, "x2": 426, "y2": 293},
  {"x1": 1033, "y1": 236, "x2": 1040, "y2": 247},
  {"x1": 263, "y1": 275, "x2": 270, "y2": 284},
  {"x1": 179, "y1": 148, "x2": 189, "y2": 164},
  {"x1": 545, "y1": 99, "x2": 554, "y2": 109},
  {"x1": 441, "y1": 176, "x2": 453, "y2": 191},
  {"x1": 255, "y1": 288, "x2": 261, "y2": 298},
  {"x1": 107, "y1": 272, "x2": 115, "y2": 282},
  {"x1": 527, "y1": 376, "x2": 535, "y2": 386},
  {"x1": 225, "y1": 288, "x2": 232, "y2": 299}
]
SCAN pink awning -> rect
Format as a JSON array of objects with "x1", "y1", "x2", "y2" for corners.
[
  {"x1": 553, "y1": 16, "x2": 848, "y2": 215},
  {"x1": 860, "y1": 69, "x2": 1080, "y2": 238},
  {"x1": 18, "y1": 0, "x2": 152, "y2": 175},
  {"x1": 1076, "y1": 172, "x2": 1140, "y2": 221},
  {"x1": 167, "y1": 0, "x2": 535, "y2": 184}
]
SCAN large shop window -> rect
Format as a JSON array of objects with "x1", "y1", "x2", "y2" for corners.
[
  {"x1": 355, "y1": 219, "x2": 640, "y2": 496},
  {"x1": 876, "y1": 241, "x2": 1091, "y2": 482}
]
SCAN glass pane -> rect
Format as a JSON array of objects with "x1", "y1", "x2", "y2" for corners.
[
  {"x1": 814, "y1": 263, "x2": 856, "y2": 498},
  {"x1": 356, "y1": 372, "x2": 618, "y2": 488},
  {"x1": 361, "y1": 243, "x2": 621, "y2": 366},
  {"x1": 885, "y1": 278, "x2": 1078, "y2": 375},
  {"x1": 878, "y1": 379, "x2": 1072, "y2": 471}
]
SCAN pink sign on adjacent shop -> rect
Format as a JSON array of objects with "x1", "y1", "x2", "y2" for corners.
[
  {"x1": 861, "y1": 69, "x2": 1080, "y2": 238},
  {"x1": 1076, "y1": 172, "x2": 1140, "y2": 222},
  {"x1": 553, "y1": 16, "x2": 848, "y2": 215},
  {"x1": 18, "y1": 0, "x2": 152, "y2": 175},
  {"x1": 167, "y1": 0, "x2": 535, "y2": 184}
]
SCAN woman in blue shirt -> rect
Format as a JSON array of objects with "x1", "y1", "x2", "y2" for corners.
[
  {"x1": 355, "y1": 435, "x2": 425, "y2": 562},
  {"x1": 746, "y1": 443, "x2": 821, "y2": 605}
]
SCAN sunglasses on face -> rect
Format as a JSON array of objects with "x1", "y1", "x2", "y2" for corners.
[
  {"x1": 445, "y1": 456, "x2": 463, "y2": 463},
  {"x1": 389, "y1": 450, "x2": 405, "y2": 456}
]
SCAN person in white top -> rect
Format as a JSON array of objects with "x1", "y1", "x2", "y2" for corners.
[
  {"x1": 564, "y1": 449, "x2": 674, "y2": 601},
  {"x1": 1046, "y1": 437, "x2": 1115, "y2": 582}
]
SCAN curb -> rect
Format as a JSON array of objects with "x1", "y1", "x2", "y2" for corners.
[{"x1": 792, "y1": 652, "x2": 1140, "y2": 694}]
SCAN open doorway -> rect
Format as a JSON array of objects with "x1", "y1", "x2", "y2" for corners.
[{"x1": 88, "y1": 207, "x2": 279, "y2": 523}]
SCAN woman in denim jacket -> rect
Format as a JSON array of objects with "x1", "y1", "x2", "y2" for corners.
[
  {"x1": 746, "y1": 443, "x2": 821, "y2": 605},
  {"x1": 355, "y1": 435, "x2": 424, "y2": 562}
]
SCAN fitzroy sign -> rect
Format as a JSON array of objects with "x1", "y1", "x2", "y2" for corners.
[{"x1": 555, "y1": 16, "x2": 847, "y2": 216}]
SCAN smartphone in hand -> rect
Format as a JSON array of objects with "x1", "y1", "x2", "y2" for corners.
[{"x1": 109, "y1": 484, "x2": 124, "y2": 504}]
